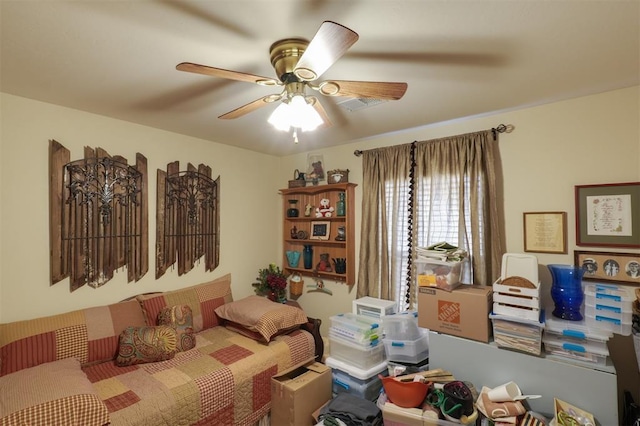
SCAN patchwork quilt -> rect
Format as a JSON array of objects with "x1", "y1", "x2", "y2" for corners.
[{"x1": 83, "y1": 325, "x2": 316, "y2": 426}]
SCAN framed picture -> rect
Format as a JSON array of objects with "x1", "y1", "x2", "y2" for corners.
[
  {"x1": 574, "y1": 250, "x2": 640, "y2": 284},
  {"x1": 575, "y1": 182, "x2": 640, "y2": 248},
  {"x1": 306, "y1": 153, "x2": 325, "y2": 182},
  {"x1": 523, "y1": 211, "x2": 567, "y2": 254},
  {"x1": 310, "y1": 221, "x2": 330, "y2": 240}
]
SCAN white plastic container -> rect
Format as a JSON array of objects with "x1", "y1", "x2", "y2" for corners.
[
  {"x1": 584, "y1": 283, "x2": 633, "y2": 323},
  {"x1": 543, "y1": 334, "x2": 609, "y2": 366},
  {"x1": 490, "y1": 313, "x2": 544, "y2": 356},
  {"x1": 326, "y1": 356, "x2": 388, "y2": 401},
  {"x1": 331, "y1": 368, "x2": 385, "y2": 401},
  {"x1": 543, "y1": 328, "x2": 610, "y2": 353},
  {"x1": 352, "y1": 297, "x2": 397, "y2": 319},
  {"x1": 382, "y1": 328, "x2": 429, "y2": 363},
  {"x1": 415, "y1": 258, "x2": 464, "y2": 291},
  {"x1": 329, "y1": 328, "x2": 381, "y2": 347},
  {"x1": 382, "y1": 311, "x2": 420, "y2": 340},
  {"x1": 585, "y1": 312, "x2": 632, "y2": 336},
  {"x1": 583, "y1": 283, "x2": 634, "y2": 335},
  {"x1": 329, "y1": 313, "x2": 382, "y2": 344},
  {"x1": 329, "y1": 334, "x2": 387, "y2": 369}
]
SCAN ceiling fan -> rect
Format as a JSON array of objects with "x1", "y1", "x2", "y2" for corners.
[{"x1": 176, "y1": 21, "x2": 408, "y2": 131}]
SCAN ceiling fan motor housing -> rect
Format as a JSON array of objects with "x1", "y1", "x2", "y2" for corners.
[{"x1": 269, "y1": 38, "x2": 309, "y2": 82}]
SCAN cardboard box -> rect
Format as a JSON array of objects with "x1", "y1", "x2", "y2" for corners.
[
  {"x1": 271, "y1": 361, "x2": 332, "y2": 426},
  {"x1": 417, "y1": 285, "x2": 492, "y2": 342}
]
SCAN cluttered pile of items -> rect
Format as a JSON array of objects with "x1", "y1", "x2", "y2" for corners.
[{"x1": 415, "y1": 242, "x2": 468, "y2": 291}]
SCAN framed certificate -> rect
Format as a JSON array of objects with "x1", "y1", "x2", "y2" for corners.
[{"x1": 523, "y1": 211, "x2": 567, "y2": 254}]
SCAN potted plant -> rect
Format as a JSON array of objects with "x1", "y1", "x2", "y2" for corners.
[{"x1": 254, "y1": 263, "x2": 288, "y2": 303}]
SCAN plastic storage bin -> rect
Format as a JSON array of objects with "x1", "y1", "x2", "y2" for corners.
[
  {"x1": 382, "y1": 311, "x2": 420, "y2": 340},
  {"x1": 543, "y1": 328, "x2": 610, "y2": 353},
  {"x1": 415, "y1": 258, "x2": 464, "y2": 291},
  {"x1": 331, "y1": 368, "x2": 385, "y2": 401},
  {"x1": 353, "y1": 297, "x2": 397, "y2": 319},
  {"x1": 326, "y1": 356, "x2": 388, "y2": 401},
  {"x1": 382, "y1": 328, "x2": 429, "y2": 363},
  {"x1": 584, "y1": 283, "x2": 633, "y2": 329},
  {"x1": 585, "y1": 312, "x2": 632, "y2": 336},
  {"x1": 543, "y1": 334, "x2": 609, "y2": 366},
  {"x1": 330, "y1": 313, "x2": 382, "y2": 344},
  {"x1": 329, "y1": 334, "x2": 387, "y2": 369},
  {"x1": 490, "y1": 313, "x2": 544, "y2": 356}
]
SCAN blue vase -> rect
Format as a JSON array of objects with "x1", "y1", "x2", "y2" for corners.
[
  {"x1": 286, "y1": 250, "x2": 300, "y2": 268},
  {"x1": 548, "y1": 264, "x2": 585, "y2": 321},
  {"x1": 303, "y1": 245, "x2": 313, "y2": 269}
]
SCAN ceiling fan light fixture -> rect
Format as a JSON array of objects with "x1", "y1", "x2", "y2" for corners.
[{"x1": 268, "y1": 95, "x2": 323, "y2": 133}]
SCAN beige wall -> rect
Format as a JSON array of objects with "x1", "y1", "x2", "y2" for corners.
[
  {"x1": 1, "y1": 88, "x2": 638, "y2": 325},
  {"x1": 279, "y1": 86, "x2": 640, "y2": 329},
  {"x1": 0, "y1": 93, "x2": 283, "y2": 323}
]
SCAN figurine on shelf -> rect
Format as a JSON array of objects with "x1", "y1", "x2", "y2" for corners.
[
  {"x1": 315, "y1": 198, "x2": 334, "y2": 217},
  {"x1": 304, "y1": 203, "x2": 314, "y2": 217},
  {"x1": 290, "y1": 226, "x2": 298, "y2": 239},
  {"x1": 335, "y1": 226, "x2": 346, "y2": 241},
  {"x1": 316, "y1": 253, "x2": 332, "y2": 272}
]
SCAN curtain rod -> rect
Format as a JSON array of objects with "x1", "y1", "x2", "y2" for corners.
[{"x1": 353, "y1": 123, "x2": 510, "y2": 157}]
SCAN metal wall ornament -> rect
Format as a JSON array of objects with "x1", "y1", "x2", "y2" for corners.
[
  {"x1": 49, "y1": 140, "x2": 149, "y2": 291},
  {"x1": 156, "y1": 161, "x2": 220, "y2": 278}
]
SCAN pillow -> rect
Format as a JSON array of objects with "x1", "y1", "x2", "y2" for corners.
[
  {"x1": 115, "y1": 325, "x2": 178, "y2": 366},
  {"x1": 136, "y1": 273, "x2": 233, "y2": 333},
  {"x1": 157, "y1": 304, "x2": 196, "y2": 352},
  {"x1": 214, "y1": 295, "x2": 308, "y2": 343},
  {"x1": 0, "y1": 357, "x2": 109, "y2": 425}
]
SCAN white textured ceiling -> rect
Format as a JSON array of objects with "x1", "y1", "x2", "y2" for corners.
[{"x1": 1, "y1": 1, "x2": 638, "y2": 156}]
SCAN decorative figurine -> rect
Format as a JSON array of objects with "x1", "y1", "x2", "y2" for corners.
[
  {"x1": 304, "y1": 203, "x2": 314, "y2": 217},
  {"x1": 316, "y1": 253, "x2": 332, "y2": 272},
  {"x1": 315, "y1": 198, "x2": 334, "y2": 217},
  {"x1": 335, "y1": 226, "x2": 346, "y2": 241}
]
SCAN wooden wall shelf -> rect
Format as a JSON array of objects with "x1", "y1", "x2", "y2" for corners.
[{"x1": 280, "y1": 183, "x2": 357, "y2": 285}]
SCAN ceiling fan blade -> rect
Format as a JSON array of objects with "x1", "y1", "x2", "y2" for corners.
[
  {"x1": 316, "y1": 80, "x2": 408, "y2": 100},
  {"x1": 293, "y1": 21, "x2": 359, "y2": 81},
  {"x1": 309, "y1": 97, "x2": 332, "y2": 128},
  {"x1": 218, "y1": 94, "x2": 282, "y2": 119},
  {"x1": 177, "y1": 62, "x2": 280, "y2": 86}
]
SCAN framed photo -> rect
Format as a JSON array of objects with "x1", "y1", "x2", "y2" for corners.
[
  {"x1": 575, "y1": 182, "x2": 640, "y2": 248},
  {"x1": 523, "y1": 211, "x2": 567, "y2": 254},
  {"x1": 574, "y1": 250, "x2": 640, "y2": 284},
  {"x1": 306, "y1": 153, "x2": 325, "y2": 182},
  {"x1": 310, "y1": 221, "x2": 330, "y2": 240}
]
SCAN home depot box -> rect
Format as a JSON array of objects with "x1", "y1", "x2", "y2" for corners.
[
  {"x1": 271, "y1": 361, "x2": 332, "y2": 426},
  {"x1": 417, "y1": 285, "x2": 492, "y2": 342}
]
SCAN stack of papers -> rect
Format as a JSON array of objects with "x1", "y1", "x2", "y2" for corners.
[{"x1": 416, "y1": 242, "x2": 468, "y2": 262}]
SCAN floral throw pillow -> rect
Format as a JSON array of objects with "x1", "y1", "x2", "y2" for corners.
[
  {"x1": 158, "y1": 304, "x2": 196, "y2": 352},
  {"x1": 115, "y1": 325, "x2": 178, "y2": 366}
]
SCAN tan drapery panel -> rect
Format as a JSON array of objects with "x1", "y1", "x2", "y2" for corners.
[
  {"x1": 415, "y1": 130, "x2": 503, "y2": 287},
  {"x1": 357, "y1": 130, "x2": 503, "y2": 307},
  {"x1": 357, "y1": 144, "x2": 413, "y2": 300}
]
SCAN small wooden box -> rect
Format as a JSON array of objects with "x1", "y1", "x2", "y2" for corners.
[{"x1": 327, "y1": 170, "x2": 349, "y2": 184}]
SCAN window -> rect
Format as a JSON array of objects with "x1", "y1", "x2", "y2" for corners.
[{"x1": 357, "y1": 130, "x2": 503, "y2": 312}]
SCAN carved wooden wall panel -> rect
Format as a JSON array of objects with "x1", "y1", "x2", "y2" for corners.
[
  {"x1": 49, "y1": 140, "x2": 148, "y2": 290},
  {"x1": 156, "y1": 162, "x2": 219, "y2": 278}
]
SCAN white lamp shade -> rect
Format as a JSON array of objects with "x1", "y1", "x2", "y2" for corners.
[{"x1": 268, "y1": 95, "x2": 323, "y2": 132}]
